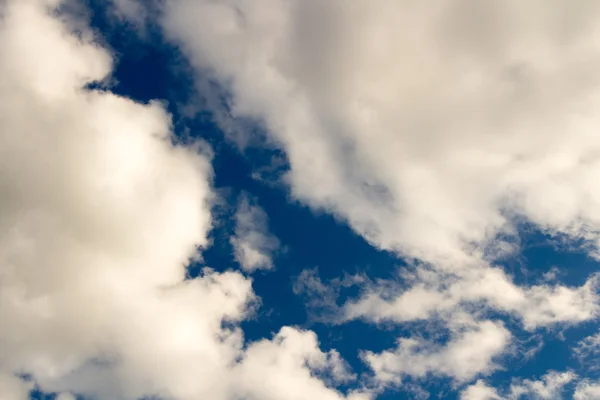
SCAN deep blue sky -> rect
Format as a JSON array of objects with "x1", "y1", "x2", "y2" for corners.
[{"x1": 28, "y1": 2, "x2": 599, "y2": 399}]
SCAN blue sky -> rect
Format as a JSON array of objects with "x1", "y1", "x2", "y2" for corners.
[{"x1": 2, "y1": 1, "x2": 600, "y2": 400}]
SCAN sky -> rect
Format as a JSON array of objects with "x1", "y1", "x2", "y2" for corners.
[{"x1": 1, "y1": 0, "x2": 600, "y2": 399}]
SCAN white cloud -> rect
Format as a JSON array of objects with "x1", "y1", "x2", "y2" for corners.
[
  {"x1": 461, "y1": 380, "x2": 501, "y2": 400},
  {"x1": 160, "y1": 0, "x2": 600, "y2": 268},
  {"x1": 344, "y1": 267, "x2": 599, "y2": 329},
  {"x1": 0, "y1": 2, "x2": 365, "y2": 400},
  {"x1": 574, "y1": 381, "x2": 600, "y2": 400},
  {"x1": 508, "y1": 371, "x2": 576, "y2": 399},
  {"x1": 230, "y1": 192, "x2": 280, "y2": 272},
  {"x1": 347, "y1": 268, "x2": 596, "y2": 387},
  {"x1": 461, "y1": 371, "x2": 576, "y2": 400},
  {"x1": 0, "y1": 374, "x2": 33, "y2": 400},
  {"x1": 158, "y1": 0, "x2": 600, "y2": 385},
  {"x1": 237, "y1": 327, "x2": 366, "y2": 400},
  {"x1": 574, "y1": 332, "x2": 600, "y2": 367},
  {"x1": 363, "y1": 320, "x2": 510, "y2": 384}
]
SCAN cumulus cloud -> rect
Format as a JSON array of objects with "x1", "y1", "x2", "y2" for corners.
[
  {"x1": 461, "y1": 371, "x2": 576, "y2": 400},
  {"x1": 230, "y1": 192, "x2": 280, "y2": 272},
  {"x1": 461, "y1": 380, "x2": 501, "y2": 400},
  {"x1": 160, "y1": 0, "x2": 600, "y2": 267},
  {"x1": 158, "y1": 0, "x2": 600, "y2": 386},
  {"x1": 574, "y1": 381, "x2": 600, "y2": 400},
  {"x1": 0, "y1": 2, "x2": 365, "y2": 400},
  {"x1": 363, "y1": 320, "x2": 510, "y2": 384}
]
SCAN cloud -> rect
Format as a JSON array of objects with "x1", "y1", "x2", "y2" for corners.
[
  {"x1": 461, "y1": 380, "x2": 501, "y2": 400},
  {"x1": 111, "y1": 0, "x2": 144, "y2": 19},
  {"x1": 293, "y1": 268, "x2": 341, "y2": 321},
  {"x1": 160, "y1": 0, "x2": 600, "y2": 267},
  {"x1": 157, "y1": 0, "x2": 600, "y2": 385},
  {"x1": 55, "y1": 394, "x2": 76, "y2": 400},
  {"x1": 0, "y1": 374, "x2": 33, "y2": 400},
  {"x1": 573, "y1": 332, "x2": 600, "y2": 369},
  {"x1": 574, "y1": 381, "x2": 600, "y2": 400},
  {"x1": 237, "y1": 327, "x2": 366, "y2": 400},
  {"x1": 0, "y1": 2, "x2": 365, "y2": 400},
  {"x1": 344, "y1": 267, "x2": 599, "y2": 329},
  {"x1": 292, "y1": 268, "x2": 366, "y2": 324},
  {"x1": 230, "y1": 192, "x2": 280, "y2": 272},
  {"x1": 363, "y1": 320, "x2": 510, "y2": 384},
  {"x1": 461, "y1": 371, "x2": 576, "y2": 400},
  {"x1": 508, "y1": 371, "x2": 576, "y2": 399}
]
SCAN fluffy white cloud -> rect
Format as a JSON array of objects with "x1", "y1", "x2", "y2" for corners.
[
  {"x1": 160, "y1": 0, "x2": 600, "y2": 268},
  {"x1": 461, "y1": 380, "x2": 501, "y2": 400},
  {"x1": 0, "y1": 2, "x2": 365, "y2": 400},
  {"x1": 230, "y1": 192, "x2": 280, "y2": 272},
  {"x1": 363, "y1": 320, "x2": 509, "y2": 384},
  {"x1": 236, "y1": 327, "x2": 366, "y2": 400},
  {"x1": 574, "y1": 381, "x2": 600, "y2": 400},
  {"x1": 508, "y1": 371, "x2": 576, "y2": 399},
  {"x1": 159, "y1": 0, "x2": 600, "y2": 386},
  {"x1": 345, "y1": 267, "x2": 599, "y2": 329},
  {"x1": 461, "y1": 371, "x2": 576, "y2": 400}
]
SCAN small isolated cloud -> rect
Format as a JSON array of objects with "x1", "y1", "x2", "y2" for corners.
[
  {"x1": 230, "y1": 193, "x2": 280, "y2": 272},
  {"x1": 293, "y1": 268, "x2": 341, "y2": 322},
  {"x1": 574, "y1": 332, "x2": 600, "y2": 366},
  {"x1": 293, "y1": 268, "x2": 364, "y2": 324}
]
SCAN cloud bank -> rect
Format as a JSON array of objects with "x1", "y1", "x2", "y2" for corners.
[
  {"x1": 161, "y1": 0, "x2": 600, "y2": 265},
  {"x1": 158, "y1": 0, "x2": 600, "y2": 388},
  {"x1": 4, "y1": 0, "x2": 600, "y2": 397},
  {"x1": 0, "y1": 1, "x2": 366, "y2": 399}
]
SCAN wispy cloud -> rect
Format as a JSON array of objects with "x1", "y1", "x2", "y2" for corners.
[{"x1": 230, "y1": 192, "x2": 280, "y2": 272}]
